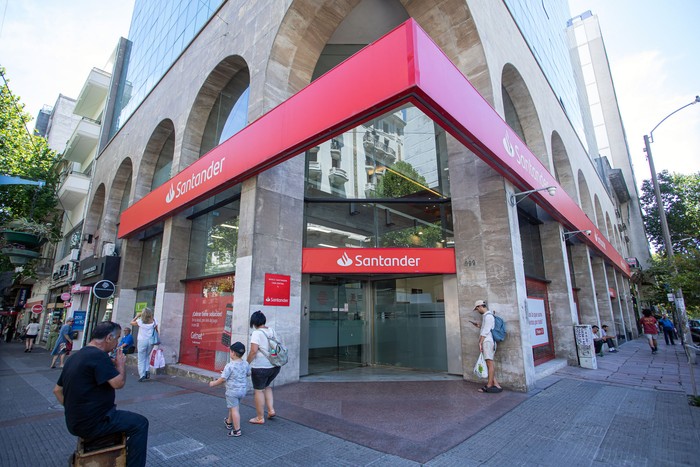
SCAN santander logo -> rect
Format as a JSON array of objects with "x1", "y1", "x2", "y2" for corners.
[
  {"x1": 337, "y1": 252, "x2": 353, "y2": 267},
  {"x1": 164, "y1": 157, "x2": 226, "y2": 204},
  {"x1": 502, "y1": 132, "x2": 515, "y2": 158}
]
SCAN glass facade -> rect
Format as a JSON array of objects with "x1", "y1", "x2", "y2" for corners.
[
  {"x1": 304, "y1": 104, "x2": 453, "y2": 250},
  {"x1": 504, "y1": 0, "x2": 587, "y2": 152},
  {"x1": 113, "y1": 0, "x2": 225, "y2": 132}
]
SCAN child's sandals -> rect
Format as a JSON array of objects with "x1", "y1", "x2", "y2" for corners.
[
  {"x1": 227, "y1": 428, "x2": 242, "y2": 437},
  {"x1": 224, "y1": 418, "x2": 233, "y2": 430}
]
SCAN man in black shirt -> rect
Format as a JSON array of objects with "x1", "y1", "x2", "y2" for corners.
[{"x1": 53, "y1": 321, "x2": 149, "y2": 467}]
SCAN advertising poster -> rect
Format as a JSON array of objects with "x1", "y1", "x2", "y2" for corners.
[
  {"x1": 180, "y1": 275, "x2": 234, "y2": 371},
  {"x1": 72, "y1": 310, "x2": 87, "y2": 331},
  {"x1": 527, "y1": 298, "x2": 549, "y2": 347}
]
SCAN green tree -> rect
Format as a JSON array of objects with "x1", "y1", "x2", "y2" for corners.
[
  {"x1": 0, "y1": 68, "x2": 60, "y2": 271},
  {"x1": 640, "y1": 171, "x2": 700, "y2": 317},
  {"x1": 640, "y1": 171, "x2": 700, "y2": 254}
]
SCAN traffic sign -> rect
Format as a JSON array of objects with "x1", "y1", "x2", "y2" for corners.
[
  {"x1": 31, "y1": 303, "x2": 43, "y2": 314},
  {"x1": 93, "y1": 280, "x2": 116, "y2": 299}
]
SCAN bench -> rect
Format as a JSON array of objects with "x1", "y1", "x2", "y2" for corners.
[{"x1": 71, "y1": 432, "x2": 126, "y2": 467}]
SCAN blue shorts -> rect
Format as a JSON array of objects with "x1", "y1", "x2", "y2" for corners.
[{"x1": 225, "y1": 392, "x2": 243, "y2": 408}]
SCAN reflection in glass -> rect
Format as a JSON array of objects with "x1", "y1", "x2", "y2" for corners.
[
  {"x1": 304, "y1": 104, "x2": 453, "y2": 249},
  {"x1": 187, "y1": 200, "x2": 240, "y2": 278}
]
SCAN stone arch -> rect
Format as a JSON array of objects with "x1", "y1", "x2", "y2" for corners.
[
  {"x1": 577, "y1": 170, "x2": 594, "y2": 220},
  {"x1": 501, "y1": 63, "x2": 548, "y2": 169},
  {"x1": 102, "y1": 158, "x2": 133, "y2": 247},
  {"x1": 181, "y1": 55, "x2": 250, "y2": 170},
  {"x1": 605, "y1": 212, "x2": 614, "y2": 245},
  {"x1": 265, "y1": 0, "x2": 492, "y2": 111},
  {"x1": 551, "y1": 131, "x2": 575, "y2": 199},
  {"x1": 135, "y1": 120, "x2": 176, "y2": 202},
  {"x1": 594, "y1": 195, "x2": 604, "y2": 230},
  {"x1": 82, "y1": 183, "x2": 106, "y2": 257}
]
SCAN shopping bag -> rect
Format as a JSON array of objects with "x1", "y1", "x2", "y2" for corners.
[
  {"x1": 149, "y1": 348, "x2": 165, "y2": 369},
  {"x1": 473, "y1": 352, "x2": 488, "y2": 379},
  {"x1": 149, "y1": 329, "x2": 161, "y2": 345}
]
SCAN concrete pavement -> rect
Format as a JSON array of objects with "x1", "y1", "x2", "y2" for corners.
[{"x1": 0, "y1": 337, "x2": 698, "y2": 466}]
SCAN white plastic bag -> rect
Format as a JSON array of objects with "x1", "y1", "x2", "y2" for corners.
[
  {"x1": 149, "y1": 348, "x2": 165, "y2": 369},
  {"x1": 473, "y1": 352, "x2": 488, "y2": 379}
]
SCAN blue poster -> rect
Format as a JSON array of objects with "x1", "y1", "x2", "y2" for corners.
[{"x1": 72, "y1": 310, "x2": 87, "y2": 331}]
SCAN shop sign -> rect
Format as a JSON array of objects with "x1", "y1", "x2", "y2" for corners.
[
  {"x1": 264, "y1": 274, "x2": 290, "y2": 306},
  {"x1": 302, "y1": 248, "x2": 456, "y2": 274},
  {"x1": 31, "y1": 303, "x2": 43, "y2": 314},
  {"x1": 93, "y1": 280, "x2": 116, "y2": 299},
  {"x1": 72, "y1": 310, "x2": 86, "y2": 331},
  {"x1": 71, "y1": 284, "x2": 91, "y2": 294},
  {"x1": 63, "y1": 301, "x2": 72, "y2": 309},
  {"x1": 527, "y1": 298, "x2": 549, "y2": 347},
  {"x1": 60, "y1": 292, "x2": 71, "y2": 301},
  {"x1": 117, "y1": 19, "x2": 630, "y2": 278}
]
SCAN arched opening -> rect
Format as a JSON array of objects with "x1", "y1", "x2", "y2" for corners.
[
  {"x1": 551, "y1": 132, "x2": 576, "y2": 199},
  {"x1": 577, "y1": 170, "x2": 594, "y2": 219}
]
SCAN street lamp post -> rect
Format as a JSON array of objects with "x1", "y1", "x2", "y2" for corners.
[{"x1": 643, "y1": 96, "x2": 699, "y2": 395}]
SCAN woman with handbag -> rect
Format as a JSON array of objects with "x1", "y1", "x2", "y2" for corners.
[{"x1": 130, "y1": 307, "x2": 159, "y2": 382}]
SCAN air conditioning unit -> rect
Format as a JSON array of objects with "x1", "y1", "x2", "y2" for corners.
[
  {"x1": 69, "y1": 248, "x2": 80, "y2": 262},
  {"x1": 102, "y1": 242, "x2": 116, "y2": 257}
]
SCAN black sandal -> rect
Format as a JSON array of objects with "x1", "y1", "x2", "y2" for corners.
[{"x1": 228, "y1": 428, "x2": 241, "y2": 437}]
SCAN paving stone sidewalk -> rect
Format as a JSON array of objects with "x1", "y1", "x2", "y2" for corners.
[{"x1": 0, "y1": 337, "x2": 698, "y2": 466}]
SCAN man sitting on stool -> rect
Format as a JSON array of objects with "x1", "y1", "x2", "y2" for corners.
[{"x1": 53, "y1": 321, "x2": 149, "y2": 467}]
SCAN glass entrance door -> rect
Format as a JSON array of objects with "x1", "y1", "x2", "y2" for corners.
[{"x1": 308, "y1": 277, "x2": 367, "y2": 374}]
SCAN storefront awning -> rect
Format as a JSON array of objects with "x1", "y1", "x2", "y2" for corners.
[{"x1": 118, "y1": 19, "x2": 630, "y2": 277}]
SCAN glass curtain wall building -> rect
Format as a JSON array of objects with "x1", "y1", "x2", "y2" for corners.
[{"x1": 110, "y1": 0, "x2": 225, "y2": 135}]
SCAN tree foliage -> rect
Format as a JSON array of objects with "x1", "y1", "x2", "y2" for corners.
[
  {"x1": 640, "y1": 170, "x2": 700, "y2": 317},
  {"x1": 640, "y1": 170, "x2": 700, "y2": 254},
  {"x1": 0, "y1": 68, "x2": 61, "y2": 272}
]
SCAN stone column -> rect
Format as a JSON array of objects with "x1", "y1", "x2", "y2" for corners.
[
  {"x1": 231, "y1": 157, "x2": 306, "y2": 385},
  {"x1": 540, "y1": 222, "x2": 577, "y2": 363},
  {"x1": 590, "y1": 256, "x2": 612, "y2": 325},
  {"x1": 153, "y1": 214, "x2": 190, "y2": 364},
  {"x1": 569, "y1": 244, "x2": 598, "y2": 326},
  {"x1": 448, "y1": 138, "x2": 531, "y2": 391}
]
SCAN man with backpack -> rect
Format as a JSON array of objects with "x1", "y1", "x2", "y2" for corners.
[{"x1": 472, "y1": 300, "x2": 503, "y2": 393}]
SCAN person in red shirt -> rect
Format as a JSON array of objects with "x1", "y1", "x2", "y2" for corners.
[{"x1": 639, "y1": 309, "x2": 659, "y2": 354}]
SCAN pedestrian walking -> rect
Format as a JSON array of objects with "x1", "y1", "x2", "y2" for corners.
[
  {"x1": 53, "y1": 321, "x2": 149, "y2": 467},
  {"x1": 209, "y1": 342, "x2": 250, "y2": 437},
  {"x1": 639, "y1": 309, "x2": 659, "y2": 354},
  {"x1": 658, "y1": 315, "x2": 676, "y2": 345},
  {"x1": 246, "y1": 310, "x2": 280, "y2": 424},
  {"x1": 130, "y1": 307, "x2": 158, "y2": 382},
  {"x1": 23, "y1": 318, "x2": 41, "y2": 352},
  {"x1": 471, "y1": 300, "x2": 502, "y2": 393},
  {"x1": 50, "y1": 318, "x2": 74, "y2": 368},
  {"x1": 46, "y1": 319, "x2": 61, "y2": 351}
]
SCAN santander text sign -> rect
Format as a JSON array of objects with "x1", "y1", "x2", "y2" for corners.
[{"x1": 302, "y1": 248, "x2": 456, "y2": 274}]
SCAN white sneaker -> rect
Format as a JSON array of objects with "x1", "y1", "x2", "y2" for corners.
[{"x1": 609, "y1": 348, "x2": 616, "y2": 352}]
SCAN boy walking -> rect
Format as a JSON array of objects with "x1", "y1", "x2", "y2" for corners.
[{"x1": 209, "y1": 342, "x2": 250, "y2": 437}]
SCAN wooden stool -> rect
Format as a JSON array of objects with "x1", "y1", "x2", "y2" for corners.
[{"x1": 71, "y1": 432, "x2": 126, "y2": 467}]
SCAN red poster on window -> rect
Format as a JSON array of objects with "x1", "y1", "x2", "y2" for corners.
[
  {"x1": 264, "y1": 273, "x2": 290, "y2": 307},
  {"x1": 180, "y1": 275, "x2": 234, "y2": 371}
]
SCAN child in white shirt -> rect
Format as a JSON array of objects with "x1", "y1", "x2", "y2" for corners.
[{"x1": 209, "y1": 342, "x2": 251, "y2": 437}]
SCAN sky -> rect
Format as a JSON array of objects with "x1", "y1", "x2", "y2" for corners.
[{"x1": 0, "y1": 0, "x2": 698, "y2": 190}]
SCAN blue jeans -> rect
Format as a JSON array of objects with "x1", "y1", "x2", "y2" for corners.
[
  {"x1": 137, "y1": 341, "x2": 153, "y2": 378},
  {"x1": 74, "y1": 407, "x2": 149, "y2": 467}
]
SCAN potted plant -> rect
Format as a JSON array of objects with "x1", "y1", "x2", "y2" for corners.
[{"x1": 1, "y1": 217, "x2": 57, "y2": 247}]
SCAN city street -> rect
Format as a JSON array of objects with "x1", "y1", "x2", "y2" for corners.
[{"x1": 1, "y1": 337, "x2": 698, "y2": 466}]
